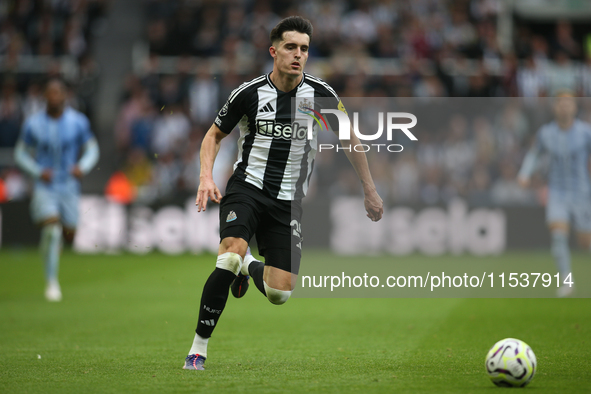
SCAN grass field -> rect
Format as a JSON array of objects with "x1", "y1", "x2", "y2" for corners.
[{"x1": 1, "y1": 249, "x2": 590, "y2": 393}]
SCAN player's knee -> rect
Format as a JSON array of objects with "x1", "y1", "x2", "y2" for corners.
[
  {"x1": 62, "y1": 227, "x2": 76, "y2": 244},
  {"x1": 263, "y1": 281, "x2": 292, "y2": 305},
  {"x1": 216, "y1": 252, "x2": 243, "y2": 276},
  {"x1": 219, "y1": 237, "x2": 248, "y2": 256},
  {"x1": 44, "y1": 222, "x2": 62, "y2": 238},
  {"x1": 40, "y1": 217, "x2": 60, "y2": 227}
]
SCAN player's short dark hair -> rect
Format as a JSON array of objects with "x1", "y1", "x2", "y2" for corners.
[
  {"x1": 45, "y1": 77, "x2": 67, "y2": 91},
  {"x1": 270, "y1": 16, "x2": 313, "y2": 45}
]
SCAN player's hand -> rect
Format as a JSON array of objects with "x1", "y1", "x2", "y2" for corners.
[
  {"x1": 40, "y1": 169, "x2": 53, "y2": 183},
  {"x1": 71, "y1": 165, "x2": 83, "y2": 179},
  {"x1": 195, "y1": 177, "x2": 222, "y2": 212},
  {"x1": 364, "y1": 187, "x2": 383, "y2": 222},
  {"x1": 517, "y1": 176, "x2": 530, "y2": 188}
]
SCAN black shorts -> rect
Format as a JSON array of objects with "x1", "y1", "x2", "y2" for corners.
[{"x1": 219, "y1": 176, "x2": 303, "y2": 274}]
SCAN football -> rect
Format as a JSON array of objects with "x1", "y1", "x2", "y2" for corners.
[{"x1": 485, "y1": 338, "x2": 537, "y2": 387}]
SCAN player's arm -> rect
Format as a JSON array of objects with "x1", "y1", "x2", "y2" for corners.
[
  {"x1": 14, "y1": 121, "x2": 51, "y2": 182},
  {"x1": 72, "y1": 137, "x2": 100, "y2": 179},
  {"x1": 14, "y1": 139, "x2": 45, "y2": 180},
  {"x1": 517, "y1": 129, "x2": 544, "y2": 188},
  {"x1": 336, "y1": 127, "x2": 384, "y2": 222},
  {"x1": 196, "y1": 83, "x2": 245, "y2": 211},
  {"x1": 195, "y1": 123, "x2": 228, "y2": 212}
]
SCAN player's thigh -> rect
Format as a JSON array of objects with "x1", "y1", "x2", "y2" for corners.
[
  {"x1": 219, "y1": 192, "x2": 261, "y2": 253},
  {"x1": 219, "y1": 237, "x2": 249, "y2": 256},
  {"x1": 255, "y1": 199, "x2": 303, "y2": 275},
  {"x1": 58, "y1": 190, "x2": 80, "y2": 229},
  {"x1": 546, "y1": 196, "x2": 569, "y2": 232},
  {"x1": 262, "y1": 249, "x2": 299, "y2": 291},
  {"x1": 30, "y1": 187, "x2": 60, "y2": 225}
]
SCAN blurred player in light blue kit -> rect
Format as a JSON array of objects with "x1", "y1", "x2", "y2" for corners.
[
  {"x1": 518, "y1": 92, "x2": 591, "y2": 297},
  {"x1": 14, "y1": 79, "x2": 99, "y2": 301}
]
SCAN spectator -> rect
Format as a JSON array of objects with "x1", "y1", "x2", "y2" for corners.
[
  {"x1": 114, "y1": 85, "x2": 148, "y2": 152},
  {"x1": 188, "y1": 62, "x2": 219, "y2": 126},
  {"x1": 130, "y1": 93, "x2": 156, "y2": 153},
  {"x1": 552, "y1": 20, "x2": 581, "y2": 59},
  {"x1": 151, "y1": 103, "x2": 190, "y2": 156},
  {"x1": 467, "y1": 165, "x2": 492, "y2": 206},
  {"x1": 546, "y1": 50, "x2": 579, "y2": 95},
  {"x1": 0, "y1": 79, "x2": 22, "y2": 148},
  {"x1": 151, "y1": 151, "x2": 182, "y2": 199},
  {"x1": 391, "y1": 153, "x2": 420, "y2": 203},
  {"x1": 491, "y1": 161, "x2": 534, "y2": 205},
  {"x1": 21, "y1": 81, "x2": 45, "y2": 119},
  {"x1": 118, "y1": 147, "x2": 154, "y2": 203},
  {"x1": 517, "y1": 55, "x2": 547, "y2": 100}
]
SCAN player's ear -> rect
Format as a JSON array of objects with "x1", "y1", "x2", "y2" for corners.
[{"x1": 269, "y1": 45, "x2": 277, "y2": 59}]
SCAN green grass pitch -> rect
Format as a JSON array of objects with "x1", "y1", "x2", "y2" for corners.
[{"x1": 0, "y1": 249, "x2": 590, "y2": 393}]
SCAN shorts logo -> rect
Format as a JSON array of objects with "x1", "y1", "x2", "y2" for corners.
[
  {"x1": 226, "y1": 211, "x2": 237, "y2": 222},
  {"x1": 290, "y1": 219, "x2": 302, "y2": 249}
]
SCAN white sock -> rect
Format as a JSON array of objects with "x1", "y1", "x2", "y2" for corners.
[
  {"x1": 241, "y1": 254, "x2": 258, "y2": 276},
  {"x1": 41, "y1": 223, "x2": 62, "y2": 283},
  {"x1": 189, "y1": 333, "x2": 209, "y2": 358}
]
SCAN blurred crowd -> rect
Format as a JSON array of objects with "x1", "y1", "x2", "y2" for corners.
[
  {"x1": 3, "y1": 0, "x2": 591, "y2": 206},
  {"x1": 112, "y1": 0, "x2": 591, "y2": 206},
  {"x1": 0, "y1": 0, "x2": 108, "y2": 201},
  {"x1": 314, "y1": 98, "x2": 591, "y2": 207}
]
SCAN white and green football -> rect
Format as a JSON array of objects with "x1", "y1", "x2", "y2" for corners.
[{"x1": 485, "y1": 338, "x2": 537, "y2": 387}]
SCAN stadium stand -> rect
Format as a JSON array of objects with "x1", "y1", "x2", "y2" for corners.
[{"x1": 2, "y1": 0, "x2": 591, "y2": 205}]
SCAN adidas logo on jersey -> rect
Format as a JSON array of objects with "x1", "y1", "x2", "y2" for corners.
[
  {"x1": 226, "y1": 211, "x2": 237, "y2": 222},
  {"x1": 259, "y1": 103, "x2": 274, "y2": 112}
]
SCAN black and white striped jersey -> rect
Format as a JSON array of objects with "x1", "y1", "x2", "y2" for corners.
[{"x1": 214, "y1": 72, "x2": 341, "y2": 201}]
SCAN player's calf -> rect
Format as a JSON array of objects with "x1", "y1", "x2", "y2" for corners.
[{"x1": 550, "y1": 229, "x2": 571, "y2": 279}]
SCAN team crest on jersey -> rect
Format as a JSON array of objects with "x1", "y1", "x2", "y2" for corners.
[
  {"x1": 298, "y1": 98, "x2": 313, "y2": 113},
  {"x1": 226, "y1": 210, "x2": 237, "y2": 222},
  {"x1": 219, "y1": 102, "x2": 229, "y2": 117}
]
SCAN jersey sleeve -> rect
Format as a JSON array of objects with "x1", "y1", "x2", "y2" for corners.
[
  {"x1": 585, "y1": 122, "x2": 591, "y2": 152},
  {"x1": 518, "y1": 127, "x2": 545, "y2": 180},
  {"x1": 214, "y1": 88, "x2": 247, "y2": 134},
  {"x1": 77, "y1": 113, "x2": 93, "y2": 145},
  {"x1": 20, "y1": 118, "x2": 36, "y2": 147},
  {"x1": 315, "y1": 83, "x2": 345, "y2": 132},
  {"x1": 14, "y1": 118, "x2": 42, "y2": 178}
]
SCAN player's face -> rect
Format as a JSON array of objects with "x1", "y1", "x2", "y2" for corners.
[
  {"x1": 45, "y1": 81, "x2": 66, "y2": 111},
  {"x1": 554, "y1": 95, "x2": 577, "y2": 122},
  {"x1": 271, "y1": 31, "x2": 309, "y2": 78}
]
